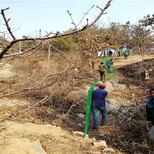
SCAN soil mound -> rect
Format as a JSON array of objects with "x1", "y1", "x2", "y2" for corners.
[{"x1": 118, "y1": 58, "x2": 154, "y2": 89}]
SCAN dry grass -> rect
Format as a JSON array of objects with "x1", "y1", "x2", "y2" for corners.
[
  {"x1": 0, "y1": 50, "x2": 85, "y2": 100},
  {"x1": 0, "y1": 51, "x2": 154, "y2": 153},
  {"x1": 0, "y1": 49, "x2": 91, "y2": 122},
  {"x1": 0, "y1": 50, "x2": 88, "y2": 130}
]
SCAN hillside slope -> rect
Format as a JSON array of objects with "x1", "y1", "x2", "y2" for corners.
[{"x1": 0, "y1": 55, "x2": 153, "y2": 154}]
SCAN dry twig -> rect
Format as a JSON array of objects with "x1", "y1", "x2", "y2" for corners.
[
  {"x1": 67, "y1": 10, "x2": 77, "y2": 30},
  {"x1": 77, "y1": 5, "x2": 95, "y2": 27},
  {"x1": 0, "y1": 7, "x2": 16, "y2": 40},
  {"x1": 0, "y1": 63, "x2": 70, "y2": 98},
  {"x1": 0, "y1": 96, "x2": 49, "y2": 123}
]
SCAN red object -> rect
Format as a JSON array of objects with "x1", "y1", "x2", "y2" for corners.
[{"x1": 99, "y1": 84, "x2": 106, "y2": 89}]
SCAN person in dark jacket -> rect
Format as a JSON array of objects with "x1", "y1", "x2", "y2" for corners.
[
  {"x1": 91, "y1": 84, "x2": 108, "y2": 130},
  {"x1": 146, "y1": 89, "x2": 154, "y2": 144},
  {"x1": 98, "y1": 62, "x2": 107, "y2": 82},
  {"x1": 124, "y1": 53, "x2": 128, "y2": 59}
]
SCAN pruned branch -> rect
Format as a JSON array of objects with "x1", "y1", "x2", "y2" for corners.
[
  {"x1": 77, "y1": 5, "x2": 95, "y2": 27},
  {"x1": 67, "y1": 10, "x2": 77, "y2": 30},
  {"x1": 50, "y1": 43, "x2": 70, "y2": 64},
  {"x1": 59, "y1": 102, "x2": 80, "y2": 120},
  {"x1": 1, "y1": 7, "x2": 16, "y2": 40},
  {"x1": 0, "y1": 0, "x2": 112, "y2": 59},
  {"x1": 0, "y1": 63, "x2": 70, "y2": 99},
  {"x1": 0, "y1": 41, "x2": 17, "y2": 59},
  {"x1": 0, "y1": 74, "x2": 55, "y2": 99},
  {"x1": 0, "y1": 79, "x2": 57, "y2": 99},
  {"x1": 87, "y1": 0, "x2": 112, "y2": 28},
  {"x1": 3, "y1": 41, "x2": 42, "y2": 58},
  {"x1": 96, "y1": 6, "x2": 107, "y2": 14},
  {"x1": 0, "y1": 96, "x2": 49, "y2": 123}
]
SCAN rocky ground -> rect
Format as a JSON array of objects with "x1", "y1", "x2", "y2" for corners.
[{"x1": 0, "y1": 55, "x2": 154, "y2": 154}]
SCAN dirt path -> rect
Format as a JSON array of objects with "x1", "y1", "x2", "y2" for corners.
[
  {"x1": 87, "y1": 83, "x2": 150, "y2": 154},
  {"x1": 86, "y1": 56, "x2": 154, "y2": 153},
  {"x1": 113, "y1": 55, "x2": 154, "y2": 68}
]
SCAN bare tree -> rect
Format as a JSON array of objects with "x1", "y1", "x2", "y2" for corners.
[
  {"x1": 0, "y1": 1, "x2": 112, "y2": 122},
  {"x1": 0, "y1": 0, "x2": 112, "y2": 60}
]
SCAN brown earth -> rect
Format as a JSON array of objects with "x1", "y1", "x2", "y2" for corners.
[{"x1": 0, "y1": 54, "x2": 154, "y2": 154}]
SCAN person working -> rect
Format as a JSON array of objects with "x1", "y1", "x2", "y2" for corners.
[
  {"x1": 98, "y1": 62, "x2": 107, "y2": 82},
  {"x1": 146, "y1": 89, "x2": 154, "y2": 147},
  {"x1": 91, "y1": 84, "x2": 108, "y2": 130}
]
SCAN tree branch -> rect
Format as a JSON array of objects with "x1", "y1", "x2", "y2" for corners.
[
  {"x1": 0, "y1": 63, "x2": 70, "y2": 98},
  {"x1": 87, "y1": 0, "x2": 112, "y2": 28},
  {"x1": 0, "y1": 0, "x2": 112, "y2": 59},
  {"x1": 1, "y1": 7, "x2": 16, "y2": 40},
  {"x1": 59, "y1": 101, "x2": 81, "y2": 120},
  {"x1": 0, "y1": 96, "x2": 49, "y2": 123},
  {"x1": 67, "y1": 10, "x2": 77, "y2": 30},
  {"x1": 0, "y1": 41, "x2": 16, "y2": 59},
  {"x1": 77, "y1": 5, "x2": 95, "y2": 27},
  {"x1": 3, "y1": 41, "x2": 42, "y2": 58},
  {"x1": 50, "y1": 43, "x2": 70, "y2": 64}
]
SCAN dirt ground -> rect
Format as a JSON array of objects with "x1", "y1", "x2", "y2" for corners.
[
  {"x1": 113, "y1": 54, "x2": 154, "y2": 69},
  {"x1": 88, "y1": 55, "x2": 154, "y2": 153},
  {"x1": 0, "y1": 54, "x2": 154, "y2": 154}
]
